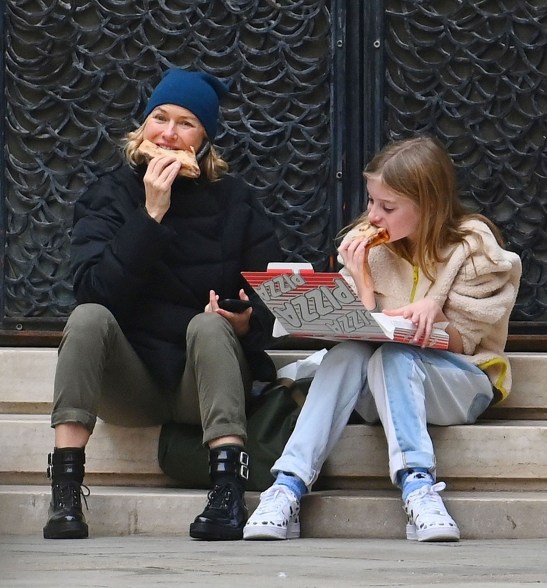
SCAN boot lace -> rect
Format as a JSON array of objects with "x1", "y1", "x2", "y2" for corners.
[
  {"x1": 205, "y1": 483, "x2": 234, "y2": 512},
  {"x1": 53, "y1": 481, "x2": 90, "y2": 511}
]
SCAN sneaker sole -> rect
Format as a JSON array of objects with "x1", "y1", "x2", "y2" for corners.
[
  {"x1": 243, "y1": 528, "x2": 300, "y2": 540},
  {"x1": 243, "y1": 521, "x2": 300, "y2": 541},
  {"x1": 406, "y1": 523, "x2": 460, "y2": 542}
]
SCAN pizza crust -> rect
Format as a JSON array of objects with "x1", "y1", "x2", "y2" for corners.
[
  {"x1": 137, "y1": 139, "x2": 201, "y2": 178},
  {"x1": 347, "y1": 220, "x2": 390, "y2": 247}
]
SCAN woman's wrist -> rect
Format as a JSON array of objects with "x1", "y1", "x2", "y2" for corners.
[{"x1": 145, "y1": 206, "x2": 165, "y2": 223}]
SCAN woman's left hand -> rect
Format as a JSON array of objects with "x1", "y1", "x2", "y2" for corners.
[
  {"x1": 383, "y1": 298, "x2": 447, "y2": 348},
  {"x1": 205, "y1": 289, "x2": 252, "y2": 338}
]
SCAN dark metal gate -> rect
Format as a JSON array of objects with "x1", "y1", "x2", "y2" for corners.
[{"x1": 1, "y1": 0, "x2": 545, "y2": 346}]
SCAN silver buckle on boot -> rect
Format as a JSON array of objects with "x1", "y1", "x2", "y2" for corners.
[
  {"x1": 239, "y1": 451, "x2": 249, "y2": 480},
  {"x1": 46, "y1": 452, "x2": 53, "y2": 479}
]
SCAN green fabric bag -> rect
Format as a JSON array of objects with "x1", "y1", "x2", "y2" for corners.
[{"x1": 157, "y1": 378, "x2": 310, "y2": 492}]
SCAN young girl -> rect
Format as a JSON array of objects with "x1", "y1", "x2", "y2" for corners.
[{"x1": 243, "y1": 135, "x2": 522, "y2": 542}]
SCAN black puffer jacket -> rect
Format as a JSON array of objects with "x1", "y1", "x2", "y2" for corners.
[{"x1": 71, "y1": 163, "x2": 283, "y2": 391}]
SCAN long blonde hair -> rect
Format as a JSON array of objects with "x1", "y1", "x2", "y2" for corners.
[
  {"x1": 123, "y1": 123, "x2": 229, "y2": 182},
  {"x1": 347, "y1": 136, "x2": 503, "y2": 281}
]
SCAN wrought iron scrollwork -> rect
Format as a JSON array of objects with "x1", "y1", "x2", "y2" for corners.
[
  {"x1": 2, "y1": 0, "x2": 546, "y2": 329},
  {"x1": 2, "y1": 0, "x2": 332, "y2": 321},
  {"x1": 384, "y1": 0, "x2": 547, "y2": 323}
]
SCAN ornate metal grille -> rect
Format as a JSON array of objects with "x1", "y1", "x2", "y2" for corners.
[
  {"x1": 1, "y1": 0, "x2": 546, "y2": 336},
  {"x1": 383, "y1": 0, "x2": 547, "y2": 325},
  {"x1": 1, "y1": 0, "x2": 332, "y2": 326}
]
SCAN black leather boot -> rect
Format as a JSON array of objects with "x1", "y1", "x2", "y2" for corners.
[
  {"x1": 189, "y1": 445, "x2": 249, "y2": 540},
  {"x1": 43, "y1": 447, "x2": 89, "y2": 539}
]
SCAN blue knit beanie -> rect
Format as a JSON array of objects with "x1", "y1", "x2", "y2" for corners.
[{"x1": 143, "y1": 68, "x2": 230, "y2": 140}]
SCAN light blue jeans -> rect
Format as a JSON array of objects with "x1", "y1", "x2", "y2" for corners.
[{"x1": 272, "y1": 341, "x2": 493, "y2": 488}]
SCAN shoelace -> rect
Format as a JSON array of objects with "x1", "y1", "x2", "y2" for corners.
[
  {"x1": 54, "y1": 481, "x2": 90, "y2": 511},
  {"x1": 254, "y1": 487, "x2": 293, "y2": 516},
  {"x1": 206, "y1": 483, "x2": 233, "y2": 511},
  {"x1": 409, "y1": 482, "x2": 447, "y2": 515}
]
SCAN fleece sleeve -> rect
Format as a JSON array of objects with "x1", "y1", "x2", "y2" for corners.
[{"x1": 442, "y1": 233, "x2": 521, "y2": 356}]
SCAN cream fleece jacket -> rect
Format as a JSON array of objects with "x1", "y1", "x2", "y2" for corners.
[{"x1": 340, "y1": 219, "x2": 522, "y2": 401}]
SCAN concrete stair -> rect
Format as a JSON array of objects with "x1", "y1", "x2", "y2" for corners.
[{"x1": 1, "y1": 347, "x2": 547, "y2": 539}]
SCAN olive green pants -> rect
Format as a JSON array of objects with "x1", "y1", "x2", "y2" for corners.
[{"x1": 51, "y1": 303, "x2": 252, "y2": 444}]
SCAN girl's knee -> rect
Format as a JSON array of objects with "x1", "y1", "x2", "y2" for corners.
[
  {"x1": 325, "y1": 341, "x2": 374, "y2": 365},
  {"x1": 369, "y1": 342, "x2": 415, "y2": 370},
  {"x1": 378, "y1": 342, "x2": 414, "y2": 359},
  {"x1": 367, "y1": 343, "x2": 419, "y2": 391}
]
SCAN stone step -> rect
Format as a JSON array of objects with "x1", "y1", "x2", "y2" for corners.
[
  {"x1": 1, "y1": 348, "x2": 546, "y2": 418},
  {"x1": 2, "y1": 414, "x2": 546, "y2": 490},
  {"x1": 2, "y1": 347, "x2": 547, "y2": 539},
  {"x1": 1, "y1": 484, "x2": 546, "y2": 539},
  {"x1": 320, "y1": 419, "x2": 547, "y2": 491},
  {"x1": 0, "y1": 348, "x2": 57, "y2": 414}
]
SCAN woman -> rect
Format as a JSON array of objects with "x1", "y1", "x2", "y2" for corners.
[
  {"x1": 43, "y1": 68, "x2": 282, "y2": 541},
  {"x1": 243, "y1": 135, "x2": 521, "y2": 542}
]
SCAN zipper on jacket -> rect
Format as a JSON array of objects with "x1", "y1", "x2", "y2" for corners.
[{"x1": 409, "y1": 266, "x2": 419, "y2": 302}]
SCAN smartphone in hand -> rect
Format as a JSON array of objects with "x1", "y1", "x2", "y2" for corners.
[{"x1": 218, "y1": 299, "x2": 252, "y2": 313}]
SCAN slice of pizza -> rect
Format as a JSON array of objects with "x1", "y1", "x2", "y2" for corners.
[
  {"x1": 341, "y1": 220, "x2": 390, "y2": 290},
  {"x1": 137, "y1": 139, "x2": 201, "y2": 179},
  {"x1": 346, "y1": 220, "x2": 390, "y2": 247}
]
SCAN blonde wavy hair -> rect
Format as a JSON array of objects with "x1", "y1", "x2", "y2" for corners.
[
  {"x1": 343, "y1": 136, "x2": 504, "y2": 281},
  {"x1": 123, "y1": 122, "x2": 229, "y2": 183}
]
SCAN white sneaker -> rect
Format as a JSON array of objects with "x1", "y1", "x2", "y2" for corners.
[
  {"x1": 404, "y1": 482, "x2": 460, "y2": 542},
  {"x1": 243, "y1": 485, "x2": 300, "y2": 540}
]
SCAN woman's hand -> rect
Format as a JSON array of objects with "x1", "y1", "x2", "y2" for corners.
[
  {"x1": 143, "y1": 155, "x2": 182, "y2": 222},
  {"x1": 383, "y1": 298, "x2": 462, "y2": 352},
  {"x1": 205, "y1": 289, "x2": 252, "y2": 338},
  {"x1": 338, "y1": 237, "x2": 376, "y2": 310}
]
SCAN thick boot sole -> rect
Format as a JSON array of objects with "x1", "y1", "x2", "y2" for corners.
[
  {"x1": 43, "y1": 520, "x2": 89, "y2": 540},
  {"x1": 189, "y1": 519, "x2": 243, "y2": 541}
]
